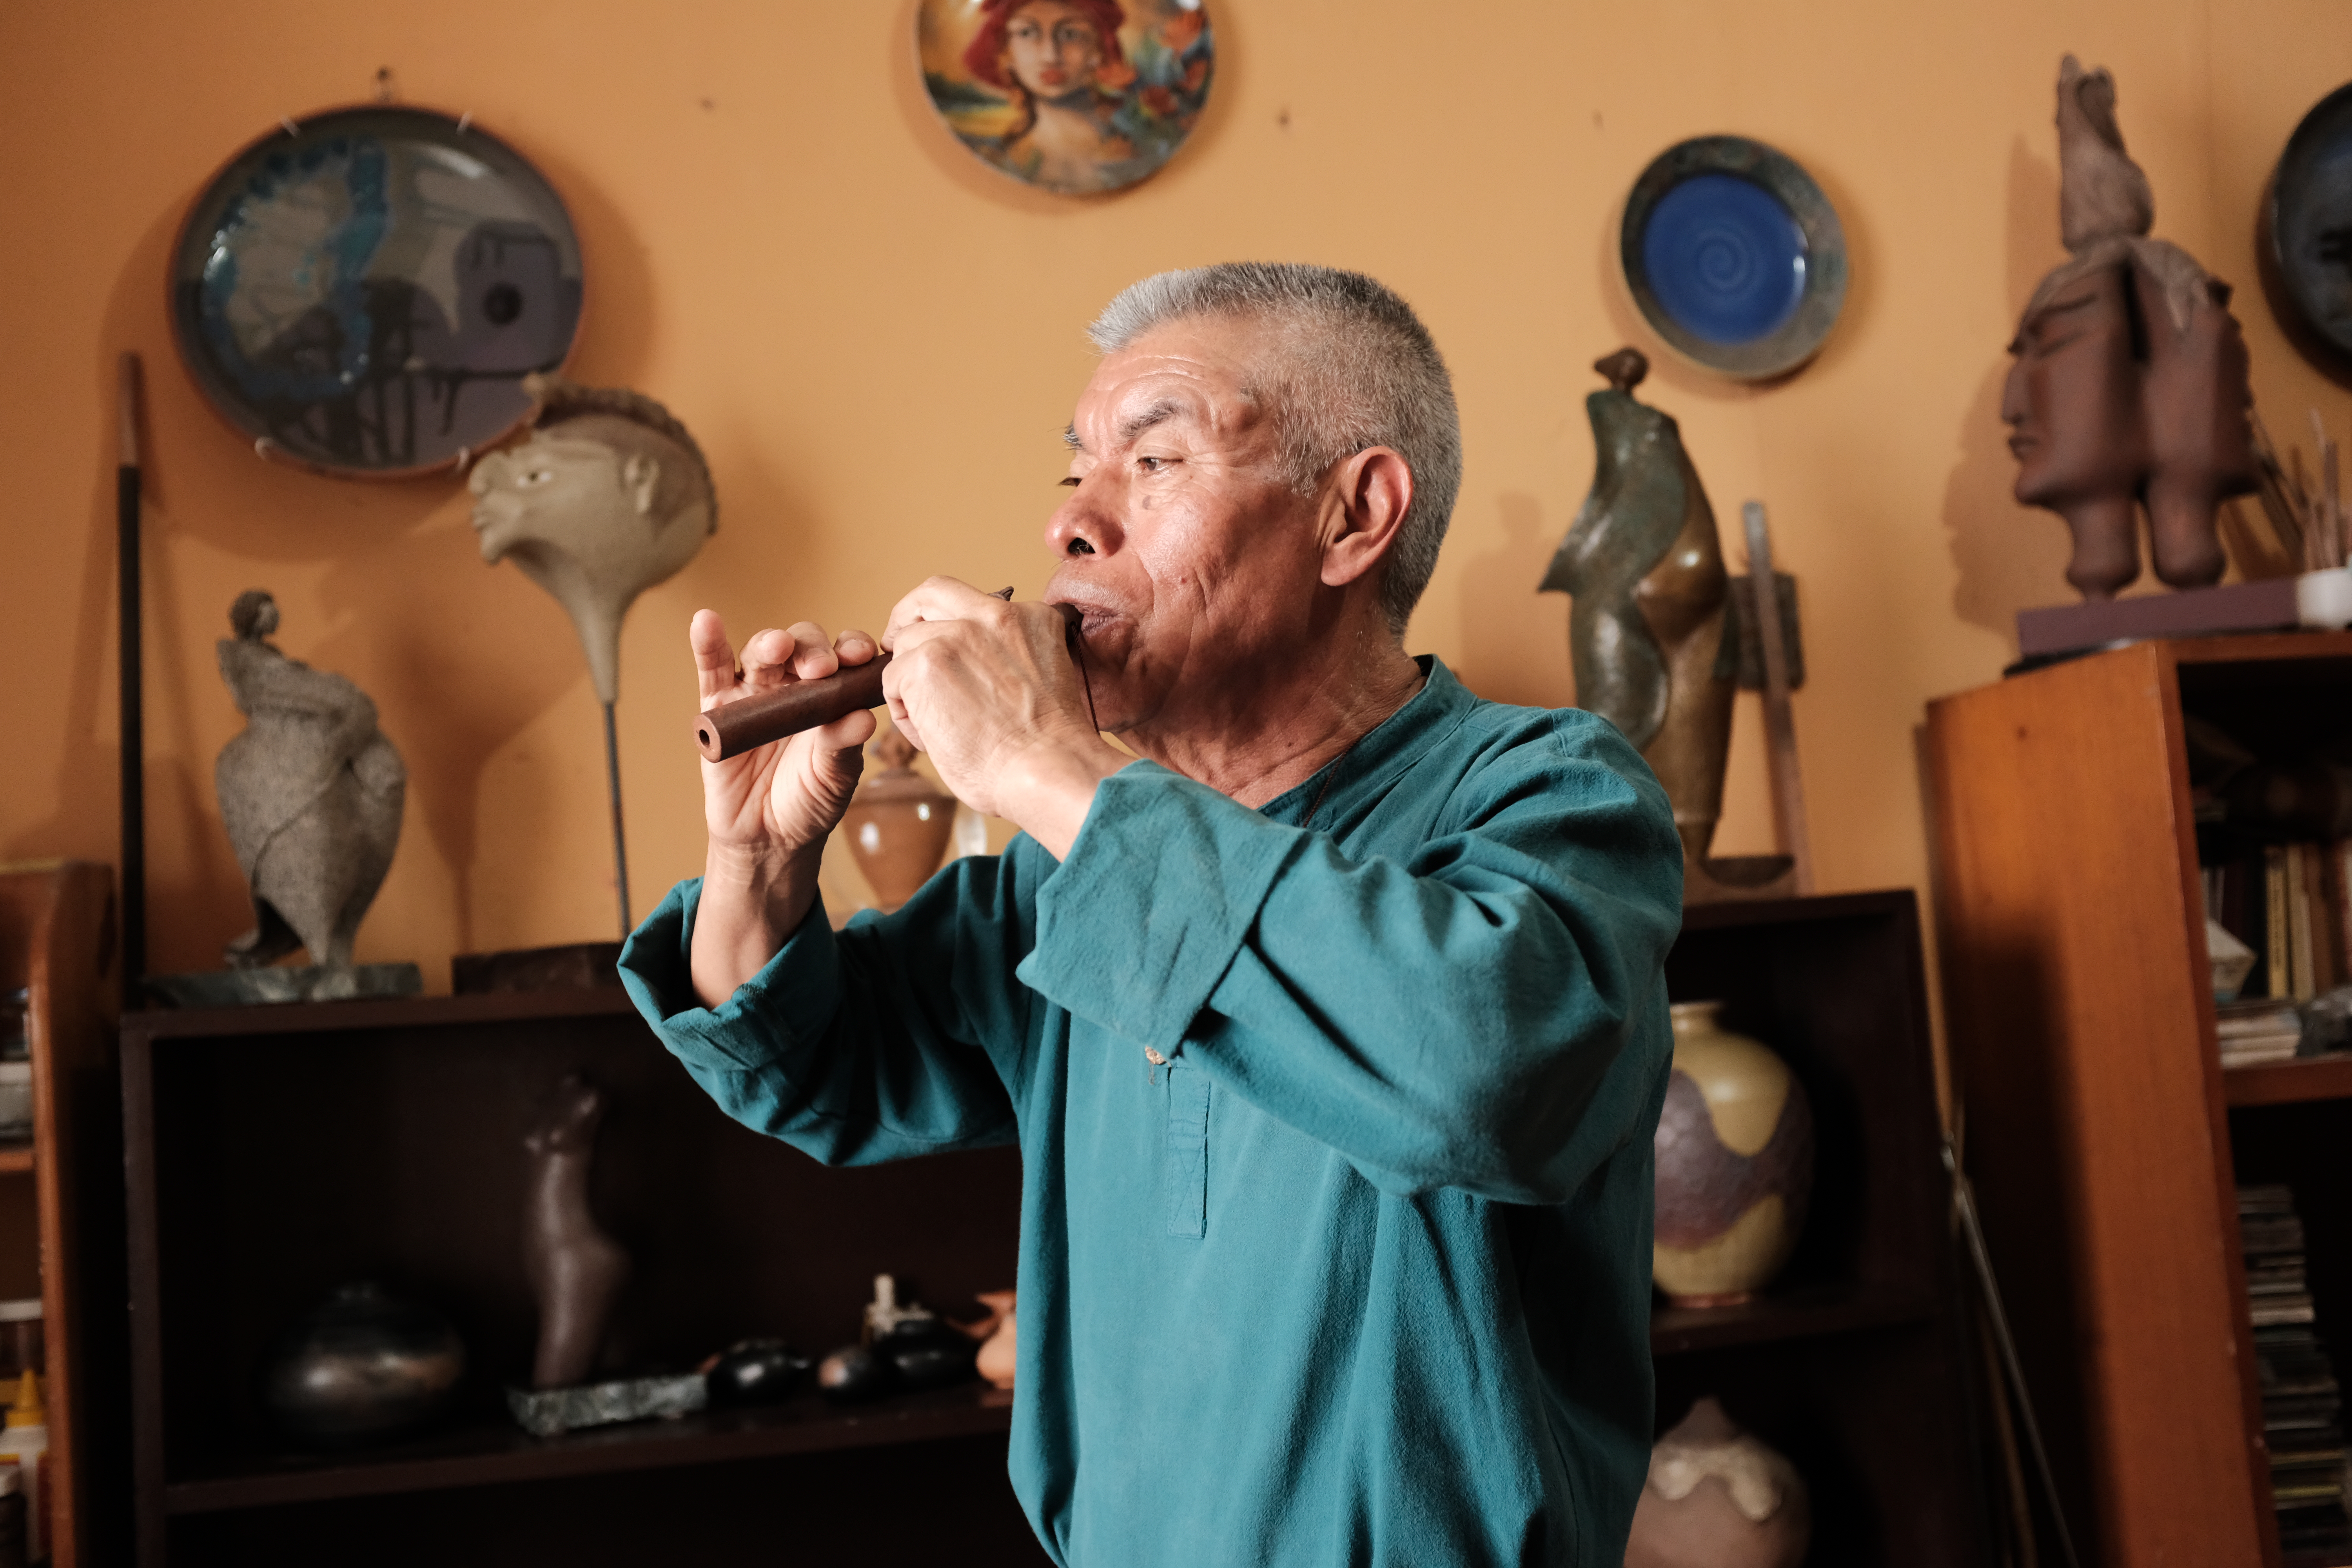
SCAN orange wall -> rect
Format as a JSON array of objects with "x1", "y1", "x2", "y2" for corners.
[{"x1": 3, "y1": 0, "x2": 2349, "y2": 997}]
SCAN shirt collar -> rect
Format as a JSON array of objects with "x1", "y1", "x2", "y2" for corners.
[{"x1": 1255, "y1": 656, "x2": 1477, "y2": 830}]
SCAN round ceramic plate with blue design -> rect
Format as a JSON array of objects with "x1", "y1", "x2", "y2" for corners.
[
  {"x1": 171, "y1": 106, "x2": 583, "y2": 477},
  {"x1": 1620, "y1": 136, "x2": 1847, "y2": 381}
]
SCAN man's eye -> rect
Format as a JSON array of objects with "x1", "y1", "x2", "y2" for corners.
[
  {"x1": 1059, "y1": 476, "x2": 1081, "y2": 487},
  {"x1": 1137, "y1": 456, "x2": 1166, "y2": 473}
]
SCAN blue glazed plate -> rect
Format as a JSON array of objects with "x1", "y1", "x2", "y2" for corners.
[
  {"x1": 2268, "y1": 82, "x2": 2352, "y2": 365},
  {"x1": 1620, "y1": 136, "x2": 1847, "y2": 381},
  {"x1": 170, "y1": 106, "x2": 583, "y2": 478}
]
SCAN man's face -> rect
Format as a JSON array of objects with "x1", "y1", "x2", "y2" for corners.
[
  {"x1": 466, "y1": 432, "x2": 630, "y2": 566},
  {"x1": 1045, "y1": 316, "x2": 1327, "y2": 735}
]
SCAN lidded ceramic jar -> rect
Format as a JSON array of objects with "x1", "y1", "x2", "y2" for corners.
[
  {"x1": 1653, "y1": 1002, "x2": 1813, "y2": 1306},
  {"x1": 843, "y1": 725, "x2": 958, "y2": 913}
]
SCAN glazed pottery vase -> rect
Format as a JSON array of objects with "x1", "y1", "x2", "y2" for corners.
[
  {"x1": 1625, "y1": 1397, "x2": 1810, "y2": 1568},
  {"x1": 260, "y1": 1281, "x2": 466, "y2": 1447},
  {"x1": 1653, "y1": 1002, "x2": 1813, "y2": 1305},
  {"x1": 843, "y1": 726, "x2": 958, "y2": 912},
  {"x1": 970, "y1": 1290, "x2": 1017, "y2": 1391}
]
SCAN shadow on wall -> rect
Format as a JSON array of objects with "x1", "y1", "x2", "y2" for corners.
[
  {"x1": 1453, "y1": 492, "x2": 1575, "y2": 710},
  {"x1": 1942, "y1": 137, "x2": 2074, "y2": 653},
  {"x1": 15, "y1": 145, "x2": 660, "y2": 962}
]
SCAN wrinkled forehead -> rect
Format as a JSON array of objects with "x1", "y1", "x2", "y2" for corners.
[{"x1": 1074, "y1": 314, "x2": 1283, "y2": 443}]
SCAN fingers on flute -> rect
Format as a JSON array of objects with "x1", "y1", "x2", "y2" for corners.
[
  {"x1": 689, "y1": 610, "x2": 738, "y2": 704},
  {"x1": 739, "y1": 624, "x2": 821, "y2": 688}
]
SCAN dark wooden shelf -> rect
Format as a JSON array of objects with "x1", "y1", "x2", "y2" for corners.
[
  {"x1": 2225, "y1": 1054, "x2": 2352, "y2": 1109},
  {"x1": 164, "y1": 1381, "x2": 1014, "y2": 1515},
  {"x1": 1648, "y1": 1281, "x2": 1938, "y2": 1356}
]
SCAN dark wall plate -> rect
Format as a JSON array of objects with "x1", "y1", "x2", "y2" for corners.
[
  {"x1": 1621, "y1": 136, "x2": 1848, "y2": 382},
  {"x1": 170, "y1": 105, "x2": 583, "y2": 479},
  {"x1": 2267, "y1": 82, "x2": 2352, "y2": 373}
]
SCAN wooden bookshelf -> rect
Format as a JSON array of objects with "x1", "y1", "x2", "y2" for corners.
[
  {"x1": 0, "y1": 861, "x2": 126, "y2": 1568},
  {"x1": 1927, "y1": 631, "x2": 2352, "y2": 1568},
  {"x1": 2227, "y1": 1055, "x2": 2352, "y2": 1109},
  {"x1": 122, "y1": 895, "x2": 1982, "y2": 1567}
]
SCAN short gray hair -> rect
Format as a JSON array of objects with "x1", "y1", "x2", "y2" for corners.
[{"x1": 1088, "y1": 263, "x2": 1462, "y2": 635}]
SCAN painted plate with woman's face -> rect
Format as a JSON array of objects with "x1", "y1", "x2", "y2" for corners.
[{"x1": 917, "y1": 0, "x2": 1213, "y2": 197}]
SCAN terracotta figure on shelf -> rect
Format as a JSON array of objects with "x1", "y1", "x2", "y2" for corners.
[
  {"x1": 1541, "y1": 350, "x2": 1798, "y2": 899},
  {"x1": 844, "y1": 722, "x2": 962, "y2": 912},
  {"x1": 214, "y1": 590, "x2": 406, "y2": 995},
  {"x1": 1624, "y1": 1397, "x2": 1810, "y2": 1568},
  {"x1": 468, "y1": 372, "x2": 718, "y2": 932},
  {"x1": 523, "y1": 1074, "x2": 631, "y2": 1389},
  {"x1": 2004, "y1": 55, "x2": 2258, "y2": 599}
]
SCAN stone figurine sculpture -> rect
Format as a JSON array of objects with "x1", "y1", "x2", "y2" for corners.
[
  {"x1": 468, "y1": 373, "x2": 718, "y2": 932},
  {"x1": 2004, "y1": 55, "x2": 2258, "y2": 599},
  {"x1": 523, "y1": 1074, "x2": 632, "y2": 1390},
  {"x1": 213, "y1": 590, "x2": 407, "y2": 999},
  {"x1": 1539, "y1": 350, "x2": 1736, "y2": 871}
]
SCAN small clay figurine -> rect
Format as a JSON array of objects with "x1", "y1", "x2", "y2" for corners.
[
  {"x1": 1539, "y1": 350, "x2": 1735, "y2": 868},
  {"x1": 2004, "y1": 56, "x2": 2258, "y2": 599},
  {"x1": 214, "y1": 590, "x2": 405, "y2": 995},
  {"x1": 468, "y1": 373, "x2": 718, "y2": 932},
  {"x1": 522, "y1": 1074, "x2": 631, "y2": 1389}
]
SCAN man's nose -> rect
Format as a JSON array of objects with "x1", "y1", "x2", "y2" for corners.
[{"x1": 1047, "y1": 485, "x2": 1118, "y2": 559}]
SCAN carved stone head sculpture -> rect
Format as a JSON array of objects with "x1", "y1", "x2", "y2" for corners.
[
  {"x1": 467, "y1": 374, "x2": 717, "y2": 703},
  {"x1": 2003, "y1": 56, "x2": 2256, "y2": 599}
]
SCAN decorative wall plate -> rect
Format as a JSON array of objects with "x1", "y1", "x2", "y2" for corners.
[
  {"x1": 170, "y1": 106, "x2": 583, "y2": 477},
  {"x1": 1620, "y1": 137, "x2": 1847, "y2": 381},
  {"x1": 2268, "y1": 83, "x2": 2352, "y2": 366},
  {"x1": 916, "y1": 0, "x2": 1212, "y2": 197}
]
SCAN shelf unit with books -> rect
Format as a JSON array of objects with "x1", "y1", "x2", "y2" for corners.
[{"x1": 1927, "y1": 630, "x2": 2352, "y2": 1568}]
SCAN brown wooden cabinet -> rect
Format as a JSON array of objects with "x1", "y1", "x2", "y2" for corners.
[
  {"x1": 0, "y1": 860, "x2": 129, "y2": 1568},
  {"x1": 1926, "y1": 631, "x2": 2352, "y2": 1568},
  {"x1": 120, "y1": 893, "x2": 1984, "y2": 1566}
]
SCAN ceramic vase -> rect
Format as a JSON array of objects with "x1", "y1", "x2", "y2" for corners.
[
  {"x1": 843, "y1": 725, "x2": 958, "y2": 913},
  {"x1": 971, "y1": 1290, "x2": 1017, "y2": 1390},
  {"x1": 1653, "y1": 1002, "x2": 1813, "y2": 1306},
  {"x1": 260, "y1": 1281, "x2": 465, "y2": 1447},
  {"x1": 1624, "y1": 1397, "x2": 1810, "y2": 1568}
]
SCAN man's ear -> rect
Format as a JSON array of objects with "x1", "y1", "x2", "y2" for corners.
[
  {"x1": 622, "y1": 453, "x2": 662, "y2": 519},
  {"x1": 1319, "y1": 446, "x2": 1414, "y2": 589}
]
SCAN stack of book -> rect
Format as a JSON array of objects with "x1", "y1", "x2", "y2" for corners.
[
  {"x1": 2241, "y1": 1184, "x2": 2352, "y2": 1559},
  {"x1": 2220, "y1": 999, "x2": 2308, "y2": 1067},
  {"x1": 2203, "y1": 841, "x2": 2352, "y2": 1004}
]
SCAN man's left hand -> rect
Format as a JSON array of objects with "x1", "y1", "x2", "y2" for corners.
[{"x1": 881, "y1": 577, "x2": 1130, "y2": 858}]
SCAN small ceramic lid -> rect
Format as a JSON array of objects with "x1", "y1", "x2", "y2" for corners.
[{"x1": 855, "y1": 727, "x2": 958, "y2": 808}]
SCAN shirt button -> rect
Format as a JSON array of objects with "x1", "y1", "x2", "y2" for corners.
[{"x1": 1143, "y1": 1047, "x2": 1167, "y2": 1066}]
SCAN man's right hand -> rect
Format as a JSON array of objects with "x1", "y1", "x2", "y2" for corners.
[{"x1": 687, "y1": 608, "x2": 879, "y2": 1006}]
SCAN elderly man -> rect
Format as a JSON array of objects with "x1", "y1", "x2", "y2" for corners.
[{"x1": 620, "y1": 263, "x2": 1681, "y2": 1566}]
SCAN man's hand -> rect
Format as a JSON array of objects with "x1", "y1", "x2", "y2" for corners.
[
  {"x1": 687, "y1": 608, "x2": 878, "y2": 1005},
  {"x1": 882, "y1": 578, "x2": 1130, "y2": 858}
]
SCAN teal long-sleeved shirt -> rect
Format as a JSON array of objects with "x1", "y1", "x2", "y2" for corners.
[{"x1": 619, "y1": 657, "x2": 1682, "y2": 1567}]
